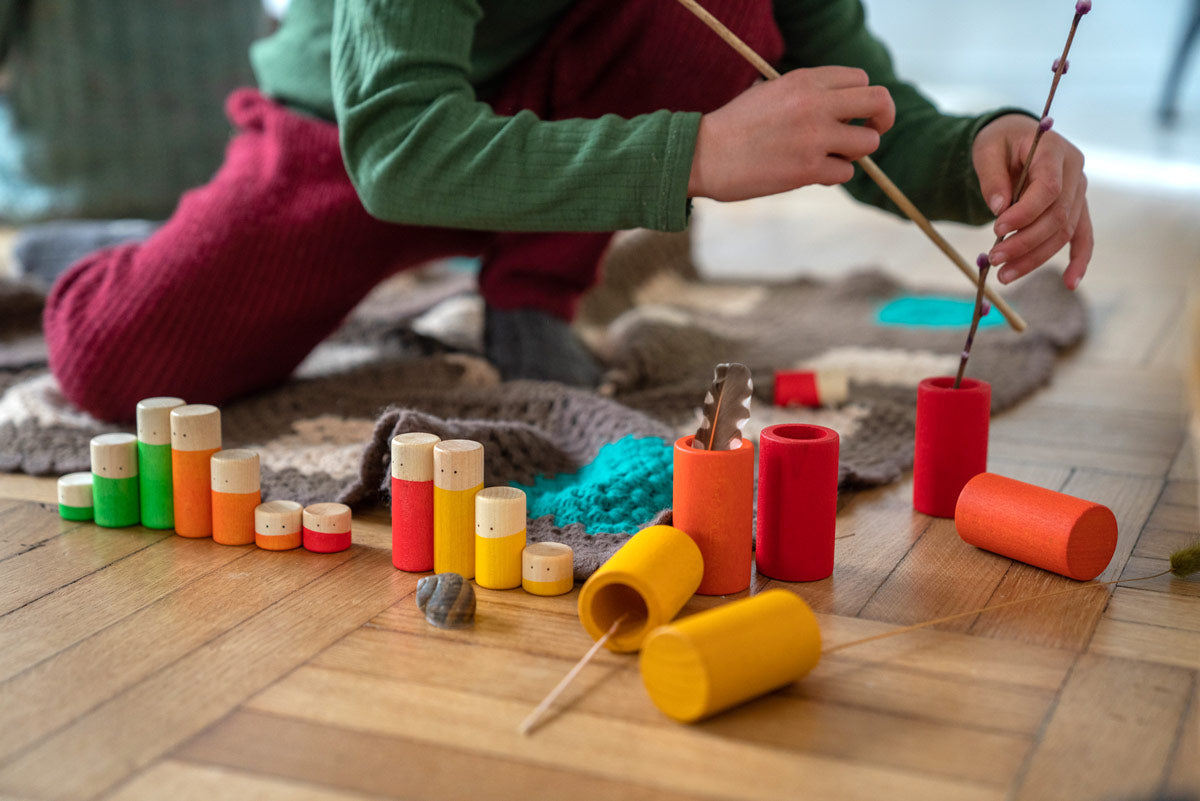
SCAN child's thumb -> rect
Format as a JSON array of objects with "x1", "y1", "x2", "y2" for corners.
[{"x1": 974, "y1": 154, "x2": 1012, "y2": 218}]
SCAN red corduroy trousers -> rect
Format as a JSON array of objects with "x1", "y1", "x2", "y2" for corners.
[{"x1": 44, "y1": 0, "x2": 782, "y2": 421}]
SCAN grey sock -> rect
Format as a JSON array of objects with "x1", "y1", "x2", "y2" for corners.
[
  {"x1": 12, "y1": 219, "x2": 160, "y2": 289},
  {"x1": 484, "y1": 306, "x2": 603, "y2": 388}
]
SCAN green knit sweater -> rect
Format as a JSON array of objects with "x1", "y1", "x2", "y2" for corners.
[{"x1": 252, "y1": 0, "x2": 1016, "y2": 233}]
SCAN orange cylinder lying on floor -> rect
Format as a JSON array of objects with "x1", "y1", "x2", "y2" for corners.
[
  {"x1": 577, "y1": 524, "x2": 704, "y2": 653},
  {"x1": 639, "y1": 589, "x2": 822, "y2": 723},
  {"x1": 170, "y1": 404, "x2": 221, "y2": 538},
  {"x1": 211, "y1": 449, "x2": 261, "y2": 546},
  {"x1": 955, "y1": 472, "x2": 1118, "y2": 581},
  {"x1": 672, "y1": 435, "x2": 754, "y2": 595}
]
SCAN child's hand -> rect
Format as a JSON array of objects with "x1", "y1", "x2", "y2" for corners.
[
  {"x1": 972, "y1": 114, "x2": 1092, "y2": 289},
  {"x1": 688, "y1": 67, "x2": 894, "y2": 202}
]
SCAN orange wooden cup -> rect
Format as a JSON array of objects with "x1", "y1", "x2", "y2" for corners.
[
  {"x1": 672, "y1": 435, "x2": 754, "y2": 595},
  {"x1": 955, "y1": 473, "x2": 1118, "y2": 581},
  {"x1": 170, "y1": 404, "x2": 221, "y2": 538}
]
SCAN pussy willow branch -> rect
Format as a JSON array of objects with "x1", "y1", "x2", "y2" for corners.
[{"x1": 954, "y1": 2, "x2": 1090, "y2": 388}]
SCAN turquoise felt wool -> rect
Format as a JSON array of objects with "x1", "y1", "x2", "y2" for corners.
[
  {"x1": 511, "y1": 435, "x2": 673, "y2": 535},
  {"x1": 876, "y1": 296, "x2": 1006, "y2": 329}
]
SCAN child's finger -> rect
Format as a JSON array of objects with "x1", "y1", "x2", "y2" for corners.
[
  {"x1": 829, "y1": 123, "x2": 881, "y2": 161},
  {"x1": 809, "y1": 65, "x2": 871, "y2": 89},
  {"x1": 993, "y1": 188, "x2": 1086, "y2": 283},
  {"x1": 835, "y1": 85, "x2": 895, "y2": 134},
  {"x1": 972, "y1": 137, "x2": 1016, "y2": 217},
  {"x1": 1063, "y1": 197, "x2": 1092, "y2": 290}
]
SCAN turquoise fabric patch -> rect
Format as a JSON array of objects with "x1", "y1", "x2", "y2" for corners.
[
  {"x1": 876, "y1": 296, "x2": 1006, "y2": 329},
  {"x1": 511, "y1": 435, "x2": 673, "y2": 535}
]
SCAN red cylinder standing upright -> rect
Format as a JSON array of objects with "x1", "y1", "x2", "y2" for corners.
[
  {"x1": 755, "y1": 424, "x2": 840, "y2": 582},
  {"x1": 913, "y1": 376, "x2": 990, "y2": 518}
]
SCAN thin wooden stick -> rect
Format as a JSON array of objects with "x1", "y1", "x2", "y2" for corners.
[
  {"x1": 673, "y1": 0, "x2": 1027, "y2": 333},
  {"x1": 518, "y1": 614, "x2": 627, "y2": 735},
  {"x1": 822, "y1": 569, "x2": 1171, "y2": 656}
]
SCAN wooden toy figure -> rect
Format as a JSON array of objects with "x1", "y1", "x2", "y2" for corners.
[
  {"x1": 302, "y1": 502, "x2": 352, "y2": 553},
  {"x1": 475, "y1": 486, "x2": 527, "y2": 590},
  {"x1": 90, "y1": 433, "x2": 140, "y2": 527},
  {"x1": 135, "y1": 396, "x2": 185, "y2": 529},
  {"x1": 522, "y1": 542, "x2": 574, "y2": 596},
  {"x1": 391, "y1": 432, "x2": 440, "y2": 572},
  {"x1": 57, "y1": 472, "x2": 94, "y2": 522},
  {"x1": 210, "y1": 449, "x2": 261, "y2": 546},
  {"x1": 433, "y1": 439, "x2": 484, "y2": 578},
  {"x1": 170, "y1": 404, "x2": 221, "y2": 538},
  {"x1": 254, "y1": 500, "x2": 303, "y2": 551}
]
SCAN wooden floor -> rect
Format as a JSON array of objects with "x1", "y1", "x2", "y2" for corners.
[{"x1": 0, "y1": 176, "x2": 1198, "y2": 801}]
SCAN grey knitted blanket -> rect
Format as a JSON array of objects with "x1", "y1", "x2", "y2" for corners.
[{"x1": 0, "y1": 230, "x2": 1086, "y2": 577}]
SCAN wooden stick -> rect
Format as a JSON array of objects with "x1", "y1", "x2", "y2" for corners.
[
  {"x1": 822, "y1": 569, "x2": 1171, "y2": 656},
  {"x1": 519, "y1": 615, "x2": 626, "y2": 735},
  {"x1": 673, "y1": 0, "x2": 1027, "y2": 333}
]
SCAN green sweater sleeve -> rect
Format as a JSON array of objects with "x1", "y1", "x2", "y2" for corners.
[
  {"x1": 774, "y1": 0, "x2": 1024, "y2": 225},
  {"x1": 331, "y1": 0, "x2": 697, "y2": 233}
]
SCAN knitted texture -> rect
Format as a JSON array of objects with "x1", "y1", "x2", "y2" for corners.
[
  {"x1": 0, "y1": 1, "x2": 266, "y2": 222},
  {"x1": 0, "y1": 231, "x2": 1087, "y2": 577},
  {"x1": 512, "y1": 435, "x2": 675, "y2": 535}
]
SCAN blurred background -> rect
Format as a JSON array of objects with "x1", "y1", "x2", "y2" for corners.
[{"x1": 864, "y1": 0, "x2": 1200, "y2": 189}]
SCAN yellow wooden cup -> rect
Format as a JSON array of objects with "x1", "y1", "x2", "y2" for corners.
[
  {"x1": 639, "y1": 588, "x2": 822, "y2": 723},
  {"x1": 577, "y1": 524, "x2": 703, "y2": 653}
]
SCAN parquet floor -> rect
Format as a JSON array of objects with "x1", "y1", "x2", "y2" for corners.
[{"x1": 0, "y1": 176, "x2": 1197, "y2": 800}]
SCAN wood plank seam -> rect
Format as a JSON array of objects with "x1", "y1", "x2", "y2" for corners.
[
  {"x1": 850, "y1": 518, "x2": 934, "y2": 617},
  {"x1": 0, "y1": 543, "x2": 258, "y2": 685},
  {"x1": 155, "y1": 578, "x2": 419, "y2": 758},
  {"x1": 1156, "y1": 669, "x2": 1198, "y2": 796},
  {"x1": 1005, "y1": 652, "x2": 1083, "y2": 795},
  {"x1": 0, "y1": 549, "x2": 360, "y2": 770},
  {"x1": 0, "y1": 534, "x2": 170, "y2": 621}
]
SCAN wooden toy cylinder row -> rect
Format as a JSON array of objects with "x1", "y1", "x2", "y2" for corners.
[
  {"x1": 210, "y1": 449, "x2": 261, "y2": 546},
  {"x1": 170, "y1": 404, "x2": 221, "y2": 538},
  {"x1": 523, "y1": 542, "x2": 574, "y2": 596},
  {"x1": 255, "y1": 500, "x2": 303, "y2": 551},
  {"x1": 773, "y1": 369, "x2": 849, "y2": 408},
  {"x1": 672, "y1": 435, "x2": 753, "y2": 595},
  {"x1": 955, "y1": 473, "x2": 1118, "y2": 581},
  {"x1": 57, "y1": 472, "x2": 94, "y2": 522},
  {"x1": 577, "y1": 524, "x2": 704, "y2": 653},
  {"x1": 433, "y1": 440, "x2": 484, "y2": 578},
  {"x1": 391, "y1": 432, "x2": 440, "y2": 572},
  {"x1": 475, "y1": 486, "x2": 526, "y2": 590},
  {"x1": 136, "y1": 396, "x2": 185, "y2": 530},
  {"x1": 90, "y1": 433, "x2": 140, "y2": 528},
  {"x1": 912, "y1": 377, "x2": 990, "y2": 518},
  {"x1": 755, "y1": 424, "x2": 839, "y2": 582},
  {"x1": 303, "y1": 502, "x2": 352, "y2": 553},
  {"x1": 639, "y1": 589, "x2": 822, "y2": 723}
]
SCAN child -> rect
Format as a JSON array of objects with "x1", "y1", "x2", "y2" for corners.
[{"x1": 43, "y1": 0, "x2": 1091, "y2": 423}]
